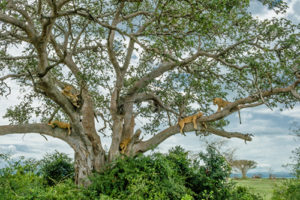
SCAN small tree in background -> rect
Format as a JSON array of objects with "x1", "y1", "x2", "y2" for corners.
[
  {"x1": 231, "y1": 160, "x2": 257, "y2": 179},
  {"x1": 39, "y1": 151, "x2": 74, "y2": 186}
]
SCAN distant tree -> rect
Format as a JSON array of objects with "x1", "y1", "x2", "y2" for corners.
[{"x1": 231, "y1": 160, "x2": 257, "y2": 179}]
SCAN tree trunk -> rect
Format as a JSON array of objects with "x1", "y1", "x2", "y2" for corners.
[
  {"x1": 241, "y1": 169, "x2": 247, "y2": 179},
  {"x1": 64, "y1": 129, "x2": 107, "y2": 187},
  {"x1": 73, "y1": 140, "x2": 105, "y2": 186}
]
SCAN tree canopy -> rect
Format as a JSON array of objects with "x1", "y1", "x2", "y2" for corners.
[
  {"x1": 231, "y1": 159, "x2": 257, "y2": 178},
  {"x1": 0, "y1": 0, "x2": 299, "y2": 185}
]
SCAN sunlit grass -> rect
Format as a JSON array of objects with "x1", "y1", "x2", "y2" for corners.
[{"x1": 233, "y1": 178, "x2": 285, "y2": 200}]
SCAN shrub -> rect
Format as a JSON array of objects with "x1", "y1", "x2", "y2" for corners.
[
  {"x1": 229, "y1": 186, "x2": 263, "y2": 200},
  {"x1": 39, "y1": 151, "x2": 74, "y2": 186},
  {"x1": 87, "y1": 145, "x2": 259, "y2": 200},
  {"x1": 271, "y1": 179, "x2": 300, "y2": 200},
  {"x1": 186, "y1": 145, "x2": 232, "y2": 199},
  {"x1": 0, "y1": 155, "x2": 44, "y2": 200},
  {"x1": 87, "y1": 152, "x2": 190, "y2": 200},
  {"x1": 0, "y1": 147, "x2": 263, "y2": 200},
  {"x1": 0, "y1": 154, "x2": 84, "y2": 200}
]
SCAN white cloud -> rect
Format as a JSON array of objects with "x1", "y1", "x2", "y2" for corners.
[
  {"x1": 281, "y1": 106, "x2": 300, "y2": 118},
  {"x1": 250, "y1": 0, "x2": 299, "y2": 21},
  {"x1": 225, "y1": 135, "x2": 298, "y2": 172}
]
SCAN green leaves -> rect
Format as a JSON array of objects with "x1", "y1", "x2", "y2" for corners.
[{"x1": 0, "y1": 0, "x2": 7, "y2": 10}]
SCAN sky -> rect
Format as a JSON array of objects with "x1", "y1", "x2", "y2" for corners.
[{"x1": 0, "y1": 0, "x2": 300, "y2": 175}]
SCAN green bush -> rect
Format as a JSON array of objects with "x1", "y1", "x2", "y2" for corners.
[
  {"x1": 87, "y1": 151, "x2": 190, "y2": 200},
  {"x1": 39, "y1": 151, "x2": 74, "y2": 186},
  {"x1": 229, "y1": 186, "x2": 263, "y2": 200},
  {"x1": 0, "y1": 147, "x2": 263, "y2": 200},
  {"x1": 0, "y1": 153, "x2": 85, "y2": 200},
  {"x1": 87, "y1": 145, "x2": 261, "y2": 200},
  {"x1": 185, "y1": 145, "x2": 232, "y2": 199},
  {"x1": 271, "y1": 179, "x2": 300, "y2": 200},
  {"x1": 0, "y1": 155, "x2": 44, "y2": 200}
]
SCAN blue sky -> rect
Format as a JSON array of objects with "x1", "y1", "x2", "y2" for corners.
[{"x1": 0, "y1": 0, "x2": 300, "y2": 175}]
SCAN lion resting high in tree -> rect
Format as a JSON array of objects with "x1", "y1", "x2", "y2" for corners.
[{"x1": 178, "y1": 112, "x2": 204, "y2": 134}]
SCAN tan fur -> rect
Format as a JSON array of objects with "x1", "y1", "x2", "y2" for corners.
[
  {"x1": 120, "y1": 138, "x2": 131, "y2": 154},
  {"x1": 48, "y1": 120, "x2": 71, "y2": 136},
  {"x1": 213, "y1": 97, "x2": 230, "y2": 112},
  {"x1": 213, "y1": 98, "x2": 242, "y2": 124},
  {"x1": 178, "y1": 112, "x2": 203, "y2": 134},
  {"x1": 61, "y1": 85, "x2": 79, "y2": 108}
]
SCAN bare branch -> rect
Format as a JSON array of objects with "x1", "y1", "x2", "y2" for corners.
[
  {"x1": 205, "y1": 126, "x2": 252, "y2": 141},
  {"x1": 0, "y1": 73, "x2": 26, "y2": 81}
]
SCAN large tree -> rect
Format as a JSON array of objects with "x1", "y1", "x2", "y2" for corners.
[
  {"x1": 0, "y1": 0, "x2": 299, "y2": 186},
  {"x1": 231, "y1": 159, "x2": 257, "y2": 179}
]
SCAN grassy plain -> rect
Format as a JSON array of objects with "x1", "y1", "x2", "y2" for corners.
[{"x1": 233, "y1": 178, "x2": 285, "y2": 200}]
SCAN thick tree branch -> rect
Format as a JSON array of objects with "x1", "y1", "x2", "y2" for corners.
[
  {"x1": 0, "y1": 13, "x2": 35, "y2": 38},
  {"x1": 134, "y1": 123, "x2": 252, "y2": 154},
  {"x1": 0, "y1": 123, "x2": 77, "y2": 147}
]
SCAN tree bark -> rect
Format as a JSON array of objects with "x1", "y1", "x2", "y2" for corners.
[{"x1": 241, "y1": 169, "x2": 247, "y2": 179}]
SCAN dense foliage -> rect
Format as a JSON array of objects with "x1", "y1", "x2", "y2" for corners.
[
  {"x1": 0, "y1": 147, "x2": 263, "y2": 200},
  {"x1": 271, "y1": 179, "x2": 300, "y2": 200},
  {"x1": 39, "y1": 151, "x2": 75, "y2": 185}
]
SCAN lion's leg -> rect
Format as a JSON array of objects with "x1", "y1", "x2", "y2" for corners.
[
  {"x1": 178, "y1": 121, "x2": 184, "y2": 133},
  {"x1": 67, "y1": 126, "x2": 71, "y2": 136},
  {"x1": 192, "y1": 116, "x2": 197, "y2": 129}
]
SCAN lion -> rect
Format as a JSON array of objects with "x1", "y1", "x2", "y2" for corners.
[
  {"x1": 178, "y1": 112, "x2": 204, "y2": 134},
  {"x1": 48, "y1": 120, "x2": 71, "y2": 136}
]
